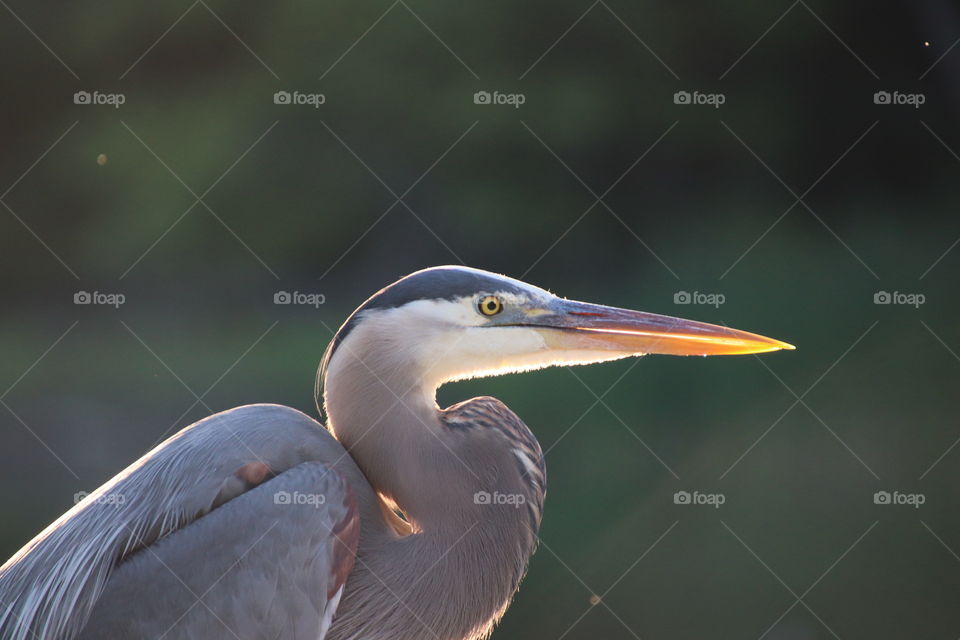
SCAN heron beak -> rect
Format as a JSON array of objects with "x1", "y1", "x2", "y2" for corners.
[{"x1": 526, "y1": 299, "x2": 795, "y2": 356}]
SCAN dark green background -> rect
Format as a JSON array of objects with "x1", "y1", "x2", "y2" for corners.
[{"x1": 1, "y1": 1, "x2": 958, "y2": 638}]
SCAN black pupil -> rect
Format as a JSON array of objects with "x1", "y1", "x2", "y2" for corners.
[{"x1": 485, "y1": 299, "x2": 497, "y2": 312}]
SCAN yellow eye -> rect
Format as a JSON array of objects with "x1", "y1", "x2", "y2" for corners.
[{"x1": 478, "y1": 295, "x2": 503, "y2": 316}]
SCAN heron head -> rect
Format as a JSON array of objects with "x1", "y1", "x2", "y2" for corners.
[{"x1": 320, "y1": 266, "x2": 793, "y2": 393}]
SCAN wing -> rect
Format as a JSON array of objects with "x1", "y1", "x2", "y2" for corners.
[
  {"x1": 0, "y1": 404, "x2": 362, "y2": 640},
  {"x1": 78, "y1": 462, "x2": 359, "y2": 640}
]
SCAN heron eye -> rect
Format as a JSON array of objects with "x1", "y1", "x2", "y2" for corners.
[{"x1": 478, "y1": 295, "x2": 503, "y2": 316}]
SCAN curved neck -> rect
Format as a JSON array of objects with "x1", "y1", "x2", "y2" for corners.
[
  {"x1": 323, "y1": 342, "x2": 441, "y2": 522},
  {"x1": 322, "y1": 334, "x2": 541, "y2": 640}
]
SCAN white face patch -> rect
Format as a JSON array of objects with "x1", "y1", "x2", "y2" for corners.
[
  {"x1": 394, "y1": 297, "x2": 488, "y2": 327},
  {"x1": 327, "y1": 282, "x2": 638, "y2": 393},
  {"x1": 396, "y1": 296, "x2": 552, "y2": 386}
]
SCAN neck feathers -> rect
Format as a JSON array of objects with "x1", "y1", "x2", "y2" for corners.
[{"x1": 322, "y1": 330, "x2": 545, "y2": 640}]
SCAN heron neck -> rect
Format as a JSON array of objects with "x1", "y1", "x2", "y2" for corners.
[
  {"x1": 322, "y1": 338, "x2": 542, "y2": 639},
  {"x1": 323, "y1": 359, "x2": 534, "y2": 639},
  {"x1": 322, "y1": 344, "x2": 449, "y2": 521}
]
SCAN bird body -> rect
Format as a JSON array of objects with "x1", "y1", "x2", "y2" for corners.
[
  {"x1": 1, "y1": 400, "x2": 542, "y2": 640},
  {"x1": 0, "y1": 266, "x2": 791, "y2": 639},
  {"x1": 2, "y1": 405, "x2": 363, "y2": 640}
]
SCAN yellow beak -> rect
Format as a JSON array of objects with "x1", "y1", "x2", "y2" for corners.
[{"x1": 525, "y1": 299, "x2": 794, "y2": 357}]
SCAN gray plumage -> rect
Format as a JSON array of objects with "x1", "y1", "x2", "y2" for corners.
[
  {"x1": 80, "y1": 459, "x2": 353, "y2": 640},
  {"x1": 1, "y1": 397, "x2": 543, "y2": 640},
  {"x1": 0, "y1": 265, "x2": 792, "y2": 640},
  {"x1": 1, "y1": 405, "x2": 367, "y2": 640}
]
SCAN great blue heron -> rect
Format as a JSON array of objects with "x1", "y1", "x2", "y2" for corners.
[{"x1": 0, "y1": 266, "x2": 792, "y2": 640}]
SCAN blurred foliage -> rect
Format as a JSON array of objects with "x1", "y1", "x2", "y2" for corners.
[{"x1": 1, "y1": 1, "x2": 959, "y2": 638}]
